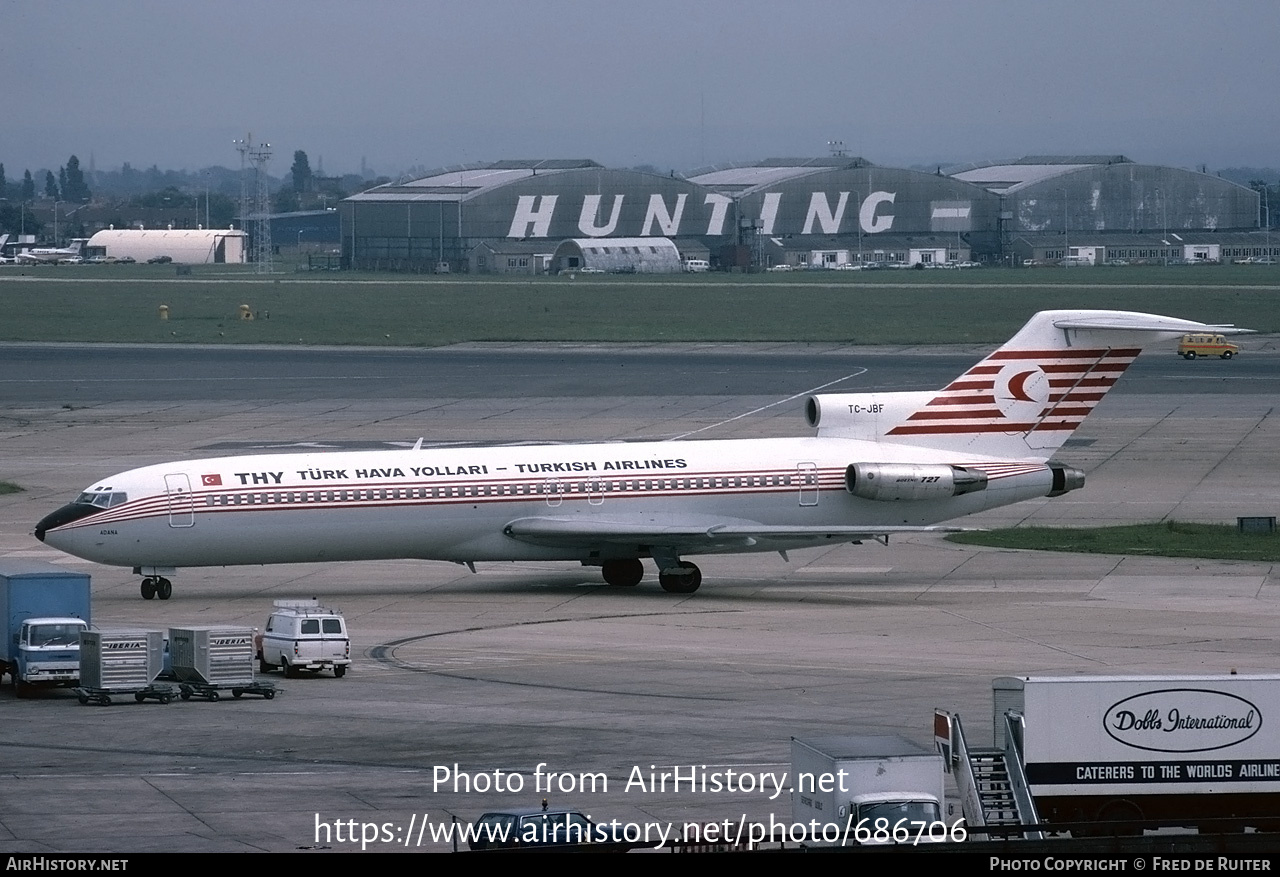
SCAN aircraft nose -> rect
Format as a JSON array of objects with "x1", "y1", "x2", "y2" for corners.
[{"x1": 35, "y1": 503, "x2": 102, "y2": 542}]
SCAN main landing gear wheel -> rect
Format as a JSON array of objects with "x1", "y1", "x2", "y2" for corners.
[
  {"x1": 659, "y1": 562, "x2": 702, "y2": 594},
  {"x1": 140, "y1": 577, "x2": 173, "y2": 600},
  {"x1": 601, "y1": 558, "x2": 644, "y2": 587}
]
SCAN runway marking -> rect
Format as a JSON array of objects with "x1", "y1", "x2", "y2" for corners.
[
  {"x1": 0, "y1": 375, "x2": 398, "y2": 383},
  {"x1": 1150, "y1": 374, "x2": 1275, "y2": 380},
  {"x1": 937, "y1": 608, "x2": 1110, "y2": 664},
  {"x1": 372, "y1": 610, "x2": 743, "y2": 700},
  {"x1": 792, "y1": 567, "x2": 893, "y2": 575},
  {"x1": 4, "y1": 275, "x2": 1280, "y2": 291}
]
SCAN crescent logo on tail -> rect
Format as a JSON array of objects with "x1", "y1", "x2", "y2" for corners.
[
  {"x1": 995, "y1": 365, "x2": 1051, "y2": 420},
  {"x1": 887, "y1": 348, "x2": 1139, "y2": 441}
]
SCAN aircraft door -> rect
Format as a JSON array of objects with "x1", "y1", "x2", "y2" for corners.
[
  {"x1": 797, "y1": 462, "x2": 819, "y2": 506},
  {"x1": 587, "y1": 478, "x2": 604, "y2": 506},
  {"x1": 165, "y1": 473, "x2": 195, "y2": 527},
  {"x1": 541, "y1": 477, "x2": 564, "y2": 507}
]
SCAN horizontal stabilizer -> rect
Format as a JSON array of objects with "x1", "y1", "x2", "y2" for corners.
[{"x1": 1052, "y1": 314, "x2": 1253, "y2": 335}]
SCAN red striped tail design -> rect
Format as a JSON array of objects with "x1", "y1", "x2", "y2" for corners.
[
  {"x1": 887, "y1": 347, "x2": 1139, "y2": 439},
  {"x1": 864, "y1": 309, "x2": 1247, "y2": 460}
]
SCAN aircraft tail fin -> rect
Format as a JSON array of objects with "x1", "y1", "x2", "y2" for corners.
[{"x1": 808, "y1": 310, "x2": 1250, "y2": 460}]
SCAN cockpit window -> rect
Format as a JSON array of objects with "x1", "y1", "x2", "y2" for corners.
[{"x1": 75, "y1": 491, "x2": 128, "y2": 509}]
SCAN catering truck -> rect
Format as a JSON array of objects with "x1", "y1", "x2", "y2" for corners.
[
  {"x1": 938, "y1": 675, "x2": 1280, "y2": 835},
  {"x1": 791, "y1": 735, "x2": 949, "y2": 845},
  {"x1": 0, "y1": 561, "x2": 92, "y2": 697}
]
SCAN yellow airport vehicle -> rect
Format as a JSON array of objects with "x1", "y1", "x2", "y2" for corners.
[{"x1": 1177, "y1": 333, "x2": 1239, "y2": 359}]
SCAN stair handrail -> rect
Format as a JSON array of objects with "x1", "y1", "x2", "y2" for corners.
[
  {"x1": 947, "y1": 712, "x2": 987, "y2": 828},
  {"x1": 1003, "y1": 710, "x2": 1044, "y2": 840}
]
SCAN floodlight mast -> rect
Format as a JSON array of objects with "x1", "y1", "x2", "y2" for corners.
[
  {"x1": 233, "y1": 134, "x2": 273, "y2": 272},
  {"x1": 249, "y1": 141, "x2": 273, "y2": 274}
]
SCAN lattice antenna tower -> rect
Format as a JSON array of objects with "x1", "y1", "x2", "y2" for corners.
[
  {"x1": 249, "y1": 139, "x2": 273, "y2": 273},
  {"x1": 233, "y1": 134, "x2": 251, "y2": 230}
]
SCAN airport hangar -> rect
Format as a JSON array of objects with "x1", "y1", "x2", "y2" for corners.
[
  {"x1": 336, "y1": 155, "x2": 1264, "y2": 273},
  {"x1": 83, "y1": 228, "x2": 248, "y2": 264}
]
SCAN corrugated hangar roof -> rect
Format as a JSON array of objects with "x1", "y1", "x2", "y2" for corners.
[
  {"x1": 552, "y1": 236, "x2": 682, "y2": 274},
  {"x1": 949, "y1": 155, "x2": 1134, "y2": 194},
  {"x1": 688, "y1": 157, "x2": 872, "y2": 193},
  {"x1": 86, "y1": 228, "x2": 246, "y2": 263},
  {"x1": 346, "y1": 159, "x2": 604, "y2": 203}
]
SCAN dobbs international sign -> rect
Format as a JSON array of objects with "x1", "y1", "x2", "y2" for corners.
[{"x1": 1103, "y1": 688, "x2": 1261, "y2": 753}]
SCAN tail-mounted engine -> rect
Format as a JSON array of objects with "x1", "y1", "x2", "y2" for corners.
[
  {"x1": 845, "y1": 463, "x2": 989, "y2": 502},
  {"x1": 1047, "y1": 463, "x2": 1086, "y2": 497}
]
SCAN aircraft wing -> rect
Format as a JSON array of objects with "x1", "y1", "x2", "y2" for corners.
[{"x1": 503, "y1": 514, "x2": 955, "y2": 551}]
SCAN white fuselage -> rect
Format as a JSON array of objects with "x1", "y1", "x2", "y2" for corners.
[
  {"x1": 16, "y1": 248, "x2": 81, "y2": 264},
  {"x1": 36, "y1": 309, "x2": 1243, "y2": 592},
  {"x1": 40, "y1": 435, "x2": 1053, "y2": 570}
]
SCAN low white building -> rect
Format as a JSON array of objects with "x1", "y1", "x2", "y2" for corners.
[
  {"x1": 551, "y1": 237, "x2": 682, "y2": 274},
  {"x1": 85, "y1": 228, "x2": 247, "y2": 264}
]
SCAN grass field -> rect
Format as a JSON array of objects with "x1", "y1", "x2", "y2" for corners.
[
  {"x1": 948, "y1": 522, "x2": 1280, "y2": 563},
  {"x1": 1, "y1": 263, "x2": 1277, "y2": 346}
]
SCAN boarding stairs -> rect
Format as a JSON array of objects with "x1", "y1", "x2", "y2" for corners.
[{"x1": 935, "y1": 710, "x2": 1043, "y2": 841}]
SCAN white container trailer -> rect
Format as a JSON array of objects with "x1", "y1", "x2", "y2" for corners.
[
  {"x1": 169, "y1": 626, "x2": 256, "y2": 687},
  {"x1": 79, "y1": 629, "x2": 164, "y2": 689},
  {"x1": 994, "y1": 675, "x2": 1280, "y2": 830},
  {"x1": 791, "y1": 735, "x2": 946, "y2": 845}
]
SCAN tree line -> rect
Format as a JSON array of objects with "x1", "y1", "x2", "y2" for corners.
[{"x1": 0, "y1": 149, "x2": 375, "y2": 238}]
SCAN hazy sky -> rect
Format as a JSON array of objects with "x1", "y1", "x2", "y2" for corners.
[{"x1": 6, "y1": 0, "x2": 1279, "y2": 179}]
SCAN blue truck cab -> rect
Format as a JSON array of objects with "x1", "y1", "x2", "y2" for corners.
[{"x1": 0, "y1": 561, "x2": 92, "y2": 697}]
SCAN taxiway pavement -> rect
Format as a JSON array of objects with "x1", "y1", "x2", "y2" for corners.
[{"x1": 0, "y1": 343, "x2": 1276, "y2": 852}]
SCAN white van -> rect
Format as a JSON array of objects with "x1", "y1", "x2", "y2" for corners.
[
  {"x1": 683, "y1": 259, "x2": 710, "y2": 272},
  {"x1": 257, "y1": 599, "x2": 351, "y2": 678}
]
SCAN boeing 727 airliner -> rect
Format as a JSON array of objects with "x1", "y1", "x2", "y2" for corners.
[{"x1": 35, "y1": 310, "x2": 1247, "y2": 599}]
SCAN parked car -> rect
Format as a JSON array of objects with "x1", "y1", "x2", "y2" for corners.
[{"x1": 146, "y1": 255, "x2": 173, "y2": 264}]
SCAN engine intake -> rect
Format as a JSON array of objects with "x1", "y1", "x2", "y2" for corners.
[{"x1": 845, "y1": 463, "x2": 989, "y2": 502}]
